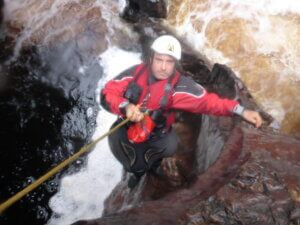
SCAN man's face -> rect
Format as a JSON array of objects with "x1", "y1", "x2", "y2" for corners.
[{"x1": 151, "y1": 53, "x2": 176, "y2": 80}]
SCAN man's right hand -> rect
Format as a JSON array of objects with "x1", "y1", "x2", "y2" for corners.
[
  {"x1": 126, "y1": 104, "x2": 144, "y2": 122},
  {"x1": 242, "y1": 110, "x2": 263, "y2": 128}
]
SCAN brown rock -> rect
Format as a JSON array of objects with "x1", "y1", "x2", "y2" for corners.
[
  {"x1": 183, "y1": 126, "x2": 300, "y2": 225},
  {"x1": 5, "y1": 0, "x2": 108, "y2": 56}
]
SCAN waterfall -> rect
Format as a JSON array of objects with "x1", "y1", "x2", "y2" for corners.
[{"x1": 163, "y1": 0, "x2": 300, "y2": 133}]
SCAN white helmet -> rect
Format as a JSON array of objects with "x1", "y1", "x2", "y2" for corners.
[{"x1": 151, "y1": 35, "x2": 181, "y2": 60}]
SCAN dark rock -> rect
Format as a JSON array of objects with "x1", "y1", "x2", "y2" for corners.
[
  {"x1": 0, "y1": 41, "x2": 101, "y2": 225},
  {"x1": 181, "y1": 53, "x2": 212, "y2": 86},
  {"x1": 0, "y1": 0, "x2": 3, "y2": 25},
  {"x1": 209, "y1": 63, "x2": 237, "y2": 99},
  {"x1": 182, "y1": 126, "x2": 300, "y2": 225},
  {"x1": 121, "y1": 0, "x2": 167, "y2": 22},
  {"x1": 121, "y1": 0, "x2": 140, "y2": 23}
]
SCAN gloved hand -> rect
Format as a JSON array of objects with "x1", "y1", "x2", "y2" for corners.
[{"x1": 125, "y1": 103, "x2": 144, "y2": 122}]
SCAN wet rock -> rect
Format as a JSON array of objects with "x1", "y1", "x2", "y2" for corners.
[
  {"x1": 0, "y1": 41, "x2": 101, "y2": 225},
  {"x1": 208, "y1": 64, "x2": 237, "y2": 99},
  {"x1": 5, "y1": 1, "x2": 108, "y2": 56},
  {"x1": 121, "y1": 0, "x2": 167, "y2": 22},
  {"x1": 181, "y1": 126, "x2": 300, "y2": 225},
  {"x1": 0, "y1": 0, "x2": 3, "y2": 25}
]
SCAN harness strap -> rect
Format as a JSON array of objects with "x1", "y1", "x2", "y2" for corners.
[
  {"x1": 127, "y1": 64, "x2": 179, "y2": 131},
  {"x1": 131, "y1": 63, "x2": 176, "y2": 109},
  {"x1": 159, "y1": 72, "x2": 176, "y2": 108}
]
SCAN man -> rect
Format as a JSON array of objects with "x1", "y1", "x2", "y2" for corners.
[{"x1": 101, "y1": 35, "x2": 262, "y2": 188}]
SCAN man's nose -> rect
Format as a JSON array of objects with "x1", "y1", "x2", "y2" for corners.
[{"x1": 161, "y1": 61, "x2": 166, "y2": 70}]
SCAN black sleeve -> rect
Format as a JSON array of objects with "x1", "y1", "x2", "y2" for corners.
[
  {"x1": 100, "y1": 64, "x2": 139, "y2": 112},
  {"x1": 112, "y1": 64, "x2": 139, "y2": 81}
]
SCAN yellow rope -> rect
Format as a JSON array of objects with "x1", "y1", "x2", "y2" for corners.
[{"x1": 0, "y1": 117, "x2": 130, "y2": 213}]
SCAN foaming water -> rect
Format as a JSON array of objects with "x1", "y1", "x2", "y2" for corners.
[
  {"x1": 47, "y1": 46, "x2": 141, "y2": 225},
  {"x1": 164, "y1": 0, "x2": 300, "y2": 133}
]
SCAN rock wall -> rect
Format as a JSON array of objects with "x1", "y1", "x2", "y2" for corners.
[
  {"x1": 181, "y1": 127, "x2": 300, "y2": 225},
  {"x1": 0, "y1": 0, "x2": 3, "y2": 25},
  {"x1": 121, "y1": 0, "x2": 167, "y2": 22},
  {"x1": 4, "y1": 0, "x2": 109, "y2": 57},
  {"x1": 0, "y1": 30, "x2": 102, "y2": 225}
]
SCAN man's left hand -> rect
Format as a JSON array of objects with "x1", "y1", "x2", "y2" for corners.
[{"x1": 242, "y1": 110, "x2": 263, "y2": 128}]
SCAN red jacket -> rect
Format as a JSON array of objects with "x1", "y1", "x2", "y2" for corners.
[{"x1": 101, "y1": 63, "x2": 239, "y2": 123}]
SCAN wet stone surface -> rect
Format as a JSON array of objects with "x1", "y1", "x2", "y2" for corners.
[
  {"x1": 0, "y1": 0, "x2": 3, "y2": 25},
  {"x1": 0, "y1": 36, "x2": 101, "y2": 225},
  {"x1": 121, "y1": 0, "x2": 167, "y2": 22}
]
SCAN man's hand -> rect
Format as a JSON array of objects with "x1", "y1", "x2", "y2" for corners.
[
  {"x1": 126, "y1": 103, "x2": 144, "y2": 122},
  {"x1": 242, "y1": 110, "x2": 263, "y2": 128}
]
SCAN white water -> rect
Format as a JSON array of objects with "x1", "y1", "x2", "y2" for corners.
[
  {"x1": 164, "y1": 0, "x2": 300, "y2": 133},
  {"x1": 47, "y1": 47, "x2": 141, "y2": 225}
]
